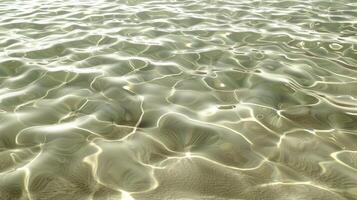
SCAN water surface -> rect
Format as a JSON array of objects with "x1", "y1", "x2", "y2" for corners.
[{"x1": 1, "y1": 0, "x2": 357, "y2": 199}]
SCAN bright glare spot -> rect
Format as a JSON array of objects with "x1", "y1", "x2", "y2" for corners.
[
  {"x1": 200, "y1": 105, "x2": 218, "y2": 116},
  {"x1": 121, "y1": 191, "x2": 135, "y2": 200},
  {"x1": 185, "y1": 152, "x2": 192, "y2": 158},
  {"x1": 42, "y1": 122, "x2": 77, "y2": 132}
]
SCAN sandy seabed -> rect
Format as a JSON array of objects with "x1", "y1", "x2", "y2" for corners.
[{"x1": 0, "y1": 0, "x2": 357, "y2": 199}]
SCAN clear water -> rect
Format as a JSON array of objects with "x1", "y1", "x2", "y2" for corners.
[{"x1": 1, "y1": 0, "x2": 357, "y2": 199}]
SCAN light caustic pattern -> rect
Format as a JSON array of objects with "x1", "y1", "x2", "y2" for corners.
[{"x1": 0, "y1": 0, "x2": 357, "y2": 199}]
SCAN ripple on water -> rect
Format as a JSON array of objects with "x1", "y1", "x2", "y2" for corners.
[{"x1": 0, "y1": 0, "x2": 357, "y2": 199}]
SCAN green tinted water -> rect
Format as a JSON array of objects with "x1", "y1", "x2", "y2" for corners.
[{"x1": 0, "y1": 0, "x2": 357, "y2": 199}]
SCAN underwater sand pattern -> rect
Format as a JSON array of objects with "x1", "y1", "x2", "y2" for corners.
[{"x1": 1, "y1": 0, "x2": 357, "y2": 199}]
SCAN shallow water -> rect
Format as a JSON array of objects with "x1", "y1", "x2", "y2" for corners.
[{"x1": 1, "y1": 0, "x2": 357, "y2": 199}]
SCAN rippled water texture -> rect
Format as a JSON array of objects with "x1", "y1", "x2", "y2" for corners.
[{"x1": 1, "y1": 0, "x2": 357, "y2": 199}]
